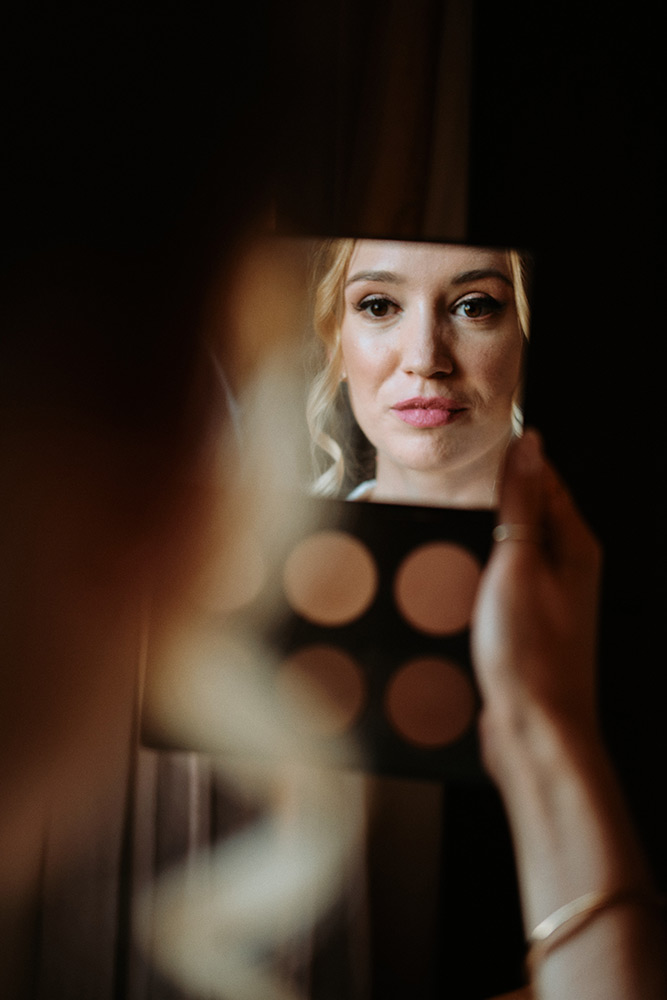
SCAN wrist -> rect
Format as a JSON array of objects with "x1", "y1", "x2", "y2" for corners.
[
  {"x1": 479, "y1": 701, "x2": 652, "y2": 930},
  {"x1": 478, "y1": 694, "x2": 602, "y2": 794}
]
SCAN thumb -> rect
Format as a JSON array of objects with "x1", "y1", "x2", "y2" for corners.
[{"x1": 495, "y1": 429, "x2": 545, "y2": 542}]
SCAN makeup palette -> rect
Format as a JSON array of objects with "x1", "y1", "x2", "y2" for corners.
[
  {"x1": 142, "y1": 496, "x2": 495, "y2": 782},
  {"x1": 265, "y1": 497, "x2": 495, "y2": 781}
]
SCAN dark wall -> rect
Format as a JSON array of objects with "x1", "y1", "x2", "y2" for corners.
[{"x1": 468, "y1": 3, "x2": 666, "y2": 889}]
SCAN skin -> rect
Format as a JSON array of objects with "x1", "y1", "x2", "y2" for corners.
[
  {"x1": 472, "y1": 431, "x2": 667, "y2": 1000},
  {"x1": 340, "y1": 240, "x2": 524, "y2": 506}
]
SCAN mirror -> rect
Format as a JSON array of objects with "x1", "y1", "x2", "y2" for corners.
[
  {"x1": 229, "y1": 235, "x2": 531, "y2": 509},
  {"x1": 305, "y1": 237, "x2": 531, "y2": 508}
]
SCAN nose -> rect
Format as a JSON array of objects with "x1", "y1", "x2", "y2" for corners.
[{"x1": 401, "y1": 308, "x2": 454, "y2": 378}]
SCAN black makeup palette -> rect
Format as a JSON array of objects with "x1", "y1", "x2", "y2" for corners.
[{"x1": 265, "y1": 496, "x2": 495, "y2": 781}]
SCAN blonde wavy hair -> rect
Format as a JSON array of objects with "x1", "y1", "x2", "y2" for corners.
[{"x1": 306, "y1": 238, "x2": 532, "y2": 496}]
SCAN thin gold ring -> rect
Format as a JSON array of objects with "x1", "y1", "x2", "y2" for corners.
[{"x1": 493, "y1": 523, "x2": 539, "y2": 543}]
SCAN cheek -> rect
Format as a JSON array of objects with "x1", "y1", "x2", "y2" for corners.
[
  {"x1": 469, "y1": 338, "x2": 523, "y2": 402},
  {"x1": 341, "y1": 334, "x2": 394, "y2": 397}
]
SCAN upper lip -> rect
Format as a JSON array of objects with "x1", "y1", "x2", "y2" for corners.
[{"x1": 392, "y1": 396, "x2": 467, "y2": 410}]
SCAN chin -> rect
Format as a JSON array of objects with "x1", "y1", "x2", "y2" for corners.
[
  {"x1": 394, "y1": 452, "x2": 460, "y2": 476},
  {"x1": 397, "y1": 439, "x2": 492, "y2": 475}
]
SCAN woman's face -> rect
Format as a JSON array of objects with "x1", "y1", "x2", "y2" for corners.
[{"x1": 339, "y1": 240, "x2": 524, "y2": 497}]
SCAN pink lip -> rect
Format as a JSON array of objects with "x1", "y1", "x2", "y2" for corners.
[{"x1": 392, "y1": 397, "x2": 467, "y2": 428}]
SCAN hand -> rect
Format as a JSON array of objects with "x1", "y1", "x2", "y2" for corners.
[{"x1": 471, "y1": 430, "x2": 603, "y2": 778}]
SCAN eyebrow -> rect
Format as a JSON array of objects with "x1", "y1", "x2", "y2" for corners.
[
  {"x1": 345, "y1": 267, "x2": 513, "y2": 288},
  {"x1": 345, "y1": 269, "x2": 404, "y2": 287},
  {"x1": 452, "y1": 268, "x2": 513, "y2": 287}
]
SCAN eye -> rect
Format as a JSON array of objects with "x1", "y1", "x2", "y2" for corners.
[
  {"x1": 452, "y1": 294, "x2": 504, "y2": 319},
  {"x1": 355, "y1": 295, "x2": 401, "y2": 319}
]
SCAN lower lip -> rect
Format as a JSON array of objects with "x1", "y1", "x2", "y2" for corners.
[{"x1": 393, "y1": 407, "x2": 465, "y2": 428}]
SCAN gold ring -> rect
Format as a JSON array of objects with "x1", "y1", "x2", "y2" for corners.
[{"x1": 493, "y1": 523, "x2": 539, "y2": 543}]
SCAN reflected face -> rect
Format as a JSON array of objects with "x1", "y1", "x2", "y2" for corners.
[{"x1": 340, "y1": 241, "x2": 524, "y2": 499}]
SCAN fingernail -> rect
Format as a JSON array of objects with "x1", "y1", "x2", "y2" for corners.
[{"x1": 514, "y1": 429, "x2": 543, "y2": 475}]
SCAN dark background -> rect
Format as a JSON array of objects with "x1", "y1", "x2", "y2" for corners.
[{"x1": 2, "y1": 3, "x2": 664, "y2": 998}]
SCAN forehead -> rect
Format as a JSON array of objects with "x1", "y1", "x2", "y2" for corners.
[{"x1": 346, "y1": 240, "x2": 510, "y2": 284}]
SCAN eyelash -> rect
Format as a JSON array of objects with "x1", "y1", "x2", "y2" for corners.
[
  {"x1": 354, "y1": 292, "x2": 505, "y2": 321},
  {"x1": 354, "y1": 295, "x2": 400, "y2": 319},
  {"x1": 452, "y1": 294, "x2": 504, "y2": 319}
]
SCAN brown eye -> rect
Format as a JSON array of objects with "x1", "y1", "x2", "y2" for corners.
[
  {"x1": 356, "y1": 295, "x2": 399, "y2": 319},
  {"x1": 369, "y1": 299, "x2": 390, "y2": 317},
  {"x1": 453, "y1": 295, "x2": 503, "y2": 319}
]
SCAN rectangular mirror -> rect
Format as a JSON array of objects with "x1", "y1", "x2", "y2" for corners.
[{"x1": 303, "y1": 237, "x2": 531, "y2": 509}]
